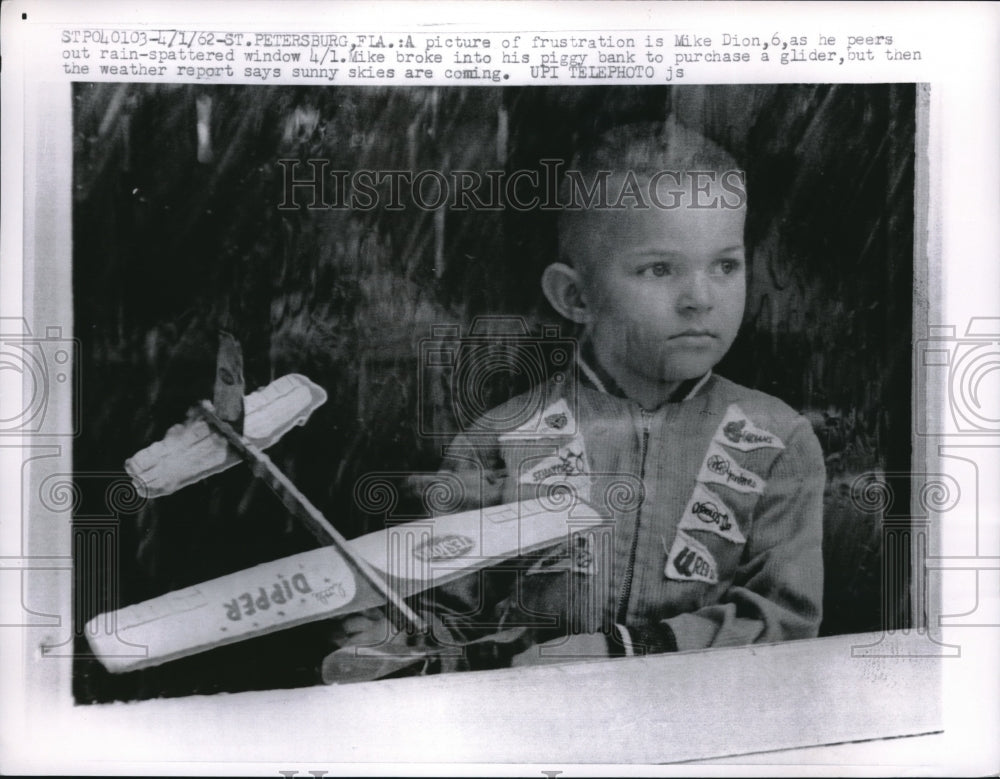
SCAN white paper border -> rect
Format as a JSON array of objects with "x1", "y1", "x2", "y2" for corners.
[{"x1": 2, "y1": 1, "x2": 998, "y2": 775}]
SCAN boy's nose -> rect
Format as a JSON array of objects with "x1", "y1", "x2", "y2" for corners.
[{"x1": 677, "y1": 272, "x2": 713, "y2": 311}]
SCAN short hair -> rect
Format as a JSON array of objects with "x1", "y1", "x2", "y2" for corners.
[
  {"x1": 557, "y1": 117, "x2": 744, "y2": 269},
  {"x1": 567, "y1": 117, "x2": 739, "y2": 179}
]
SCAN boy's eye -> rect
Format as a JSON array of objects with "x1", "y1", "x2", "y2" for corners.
[
  {"x1": 638, "y1": 262, "x2": 672, "y2": 278},
  {"x1": 714, "y1": 258, "x2": 743, "y2": 275}
]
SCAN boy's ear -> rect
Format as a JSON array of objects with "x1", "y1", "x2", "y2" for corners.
[{"x1": 541, "y1": 262, "x2": 590, "y2": 324}]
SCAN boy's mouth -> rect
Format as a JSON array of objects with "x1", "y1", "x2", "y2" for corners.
[{"x1": 670, "y1": 329, "x2": 717, "y2": 340}]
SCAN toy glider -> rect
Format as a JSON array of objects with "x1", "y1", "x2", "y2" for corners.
[
  {"x1": 87, "y1": 333, "x2": 608, "y2": 681},
  {"x1": 85, "y1": 497, "x2": 607, "y2": 673}
]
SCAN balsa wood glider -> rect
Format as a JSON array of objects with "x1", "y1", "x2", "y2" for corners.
[{"x1": 86, "y1": 334, "x2": 605, "y2": 680}]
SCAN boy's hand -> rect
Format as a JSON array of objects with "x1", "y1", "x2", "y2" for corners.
[
  {"x1": 323, "y1": 608, "x2": 394, "y2": 649},
  {"x1": 404, "y1": 468, "x2": 506, "y2": 514},
  {"x1": 510, "y1": 632, "x2": 613, "y2": 667},
  {"x1": 320, "y1": 608, "x2": 443, "y2": 684},
  {"x1": 321, "y1": 643, "x2": 432, "y2": 684},
  {"x1": 320, "y1": 609, "x2": 536, "y2": 683}
]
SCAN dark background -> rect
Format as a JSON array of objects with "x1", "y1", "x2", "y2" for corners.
[{"x1": 71, "y1": 84, "x2": 915, "y2": 702}]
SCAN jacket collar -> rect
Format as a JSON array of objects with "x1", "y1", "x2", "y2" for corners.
[{"x1": 577, "y1": 338, "x2": 711, "y2": 406}]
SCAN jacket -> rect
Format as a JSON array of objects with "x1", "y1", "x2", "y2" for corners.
[{"x1": 426, "y1": 358, "x2": 826, "y2": 658}]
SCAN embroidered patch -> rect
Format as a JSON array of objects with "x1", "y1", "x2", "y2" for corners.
[
  {"x1": 678, "y1": 483, "x2": 746, "y2": 544},
  {"x1": 527, "y1": 535, "x2": 596, "y2": 576},
  {"x1": 498, "y1": 398, "x2": 576, "y2": 441},
  {"x1": 714, "y1": 404, "x2": 785, "y2": 452},
  {"x1": 697, "y1": 442, "x2": 766, "y2": 494},
  {"x1": 664, "y1": 530, "x2": 719, "y2": 584},
  {"x1": 517, "y1": 436, "x2": 592, "y2": 503},
  {"x1": 544, "y1": 411, "x2": 569, "y2": 430},
  {"x1": 528, "y1": 447, "x2": 586, "y2": 482}
]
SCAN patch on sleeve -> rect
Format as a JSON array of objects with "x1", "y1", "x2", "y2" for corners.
[
  {"x1": 498, "y1": 397, "x2": 575, "y2": 441},
  {"x1": 697, "y1": 442, "x2": 766, "y2": 495},
  {"x1": 678, "y1": 483, "x2": 746, "y2": 544},
  {"x1": 525, "y1": 534, "x2": 596, "y2": 576},
  {"x1": 664, "y1": 530, "x2": 719, "y2": 584},
  {"x1": 526, "y1": 445, "x2": 586, "y2": 481},
  {"x1": 714, "y1": 404, "x2": 785, "y2": 452},
  {"x1": 519, "y1": 441, "x2": 592, "y2": 503}
]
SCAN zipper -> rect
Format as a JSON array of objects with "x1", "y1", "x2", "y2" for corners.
[{"x1": 615, "y1": 407, "x2": 652, "y2": 625}]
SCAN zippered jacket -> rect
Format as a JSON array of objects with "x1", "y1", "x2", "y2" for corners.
[{"x1": 425, "y1": 362, "x2": 826, "y2": 658}]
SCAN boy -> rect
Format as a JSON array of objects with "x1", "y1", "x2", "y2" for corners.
[{"x1": 323, "y1": 118, "x2": 825, "y2": 678}]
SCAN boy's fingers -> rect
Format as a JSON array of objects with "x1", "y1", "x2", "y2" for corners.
[
  {"x1": 321, "y1": 645, "x2": 428, "y2": 684},
  {"x1": 509, "y1": 632, "x2": 612, "y2": 667},
  {"x1": 326, "y1": 609, "x2": 393, "y2": 645},
  {"x1": 406, "y1": 472, "x2": 472, "y2": 490},
  {"x1": 404, "y1": 473, "x2": 452, "y2": 501}
]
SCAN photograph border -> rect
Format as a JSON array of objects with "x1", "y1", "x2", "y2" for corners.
[{"x1": 3, "y1": 1, "x2": 998, "y2": 774}]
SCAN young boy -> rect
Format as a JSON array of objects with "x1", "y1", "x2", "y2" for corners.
[{"x1": 323, "y1": 118, "x2": 825, "y2": 677}]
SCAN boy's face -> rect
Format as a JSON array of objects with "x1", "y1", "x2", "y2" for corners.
[{"x1": 572, "y1": 187, "x2": 746, "y2": 390}]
